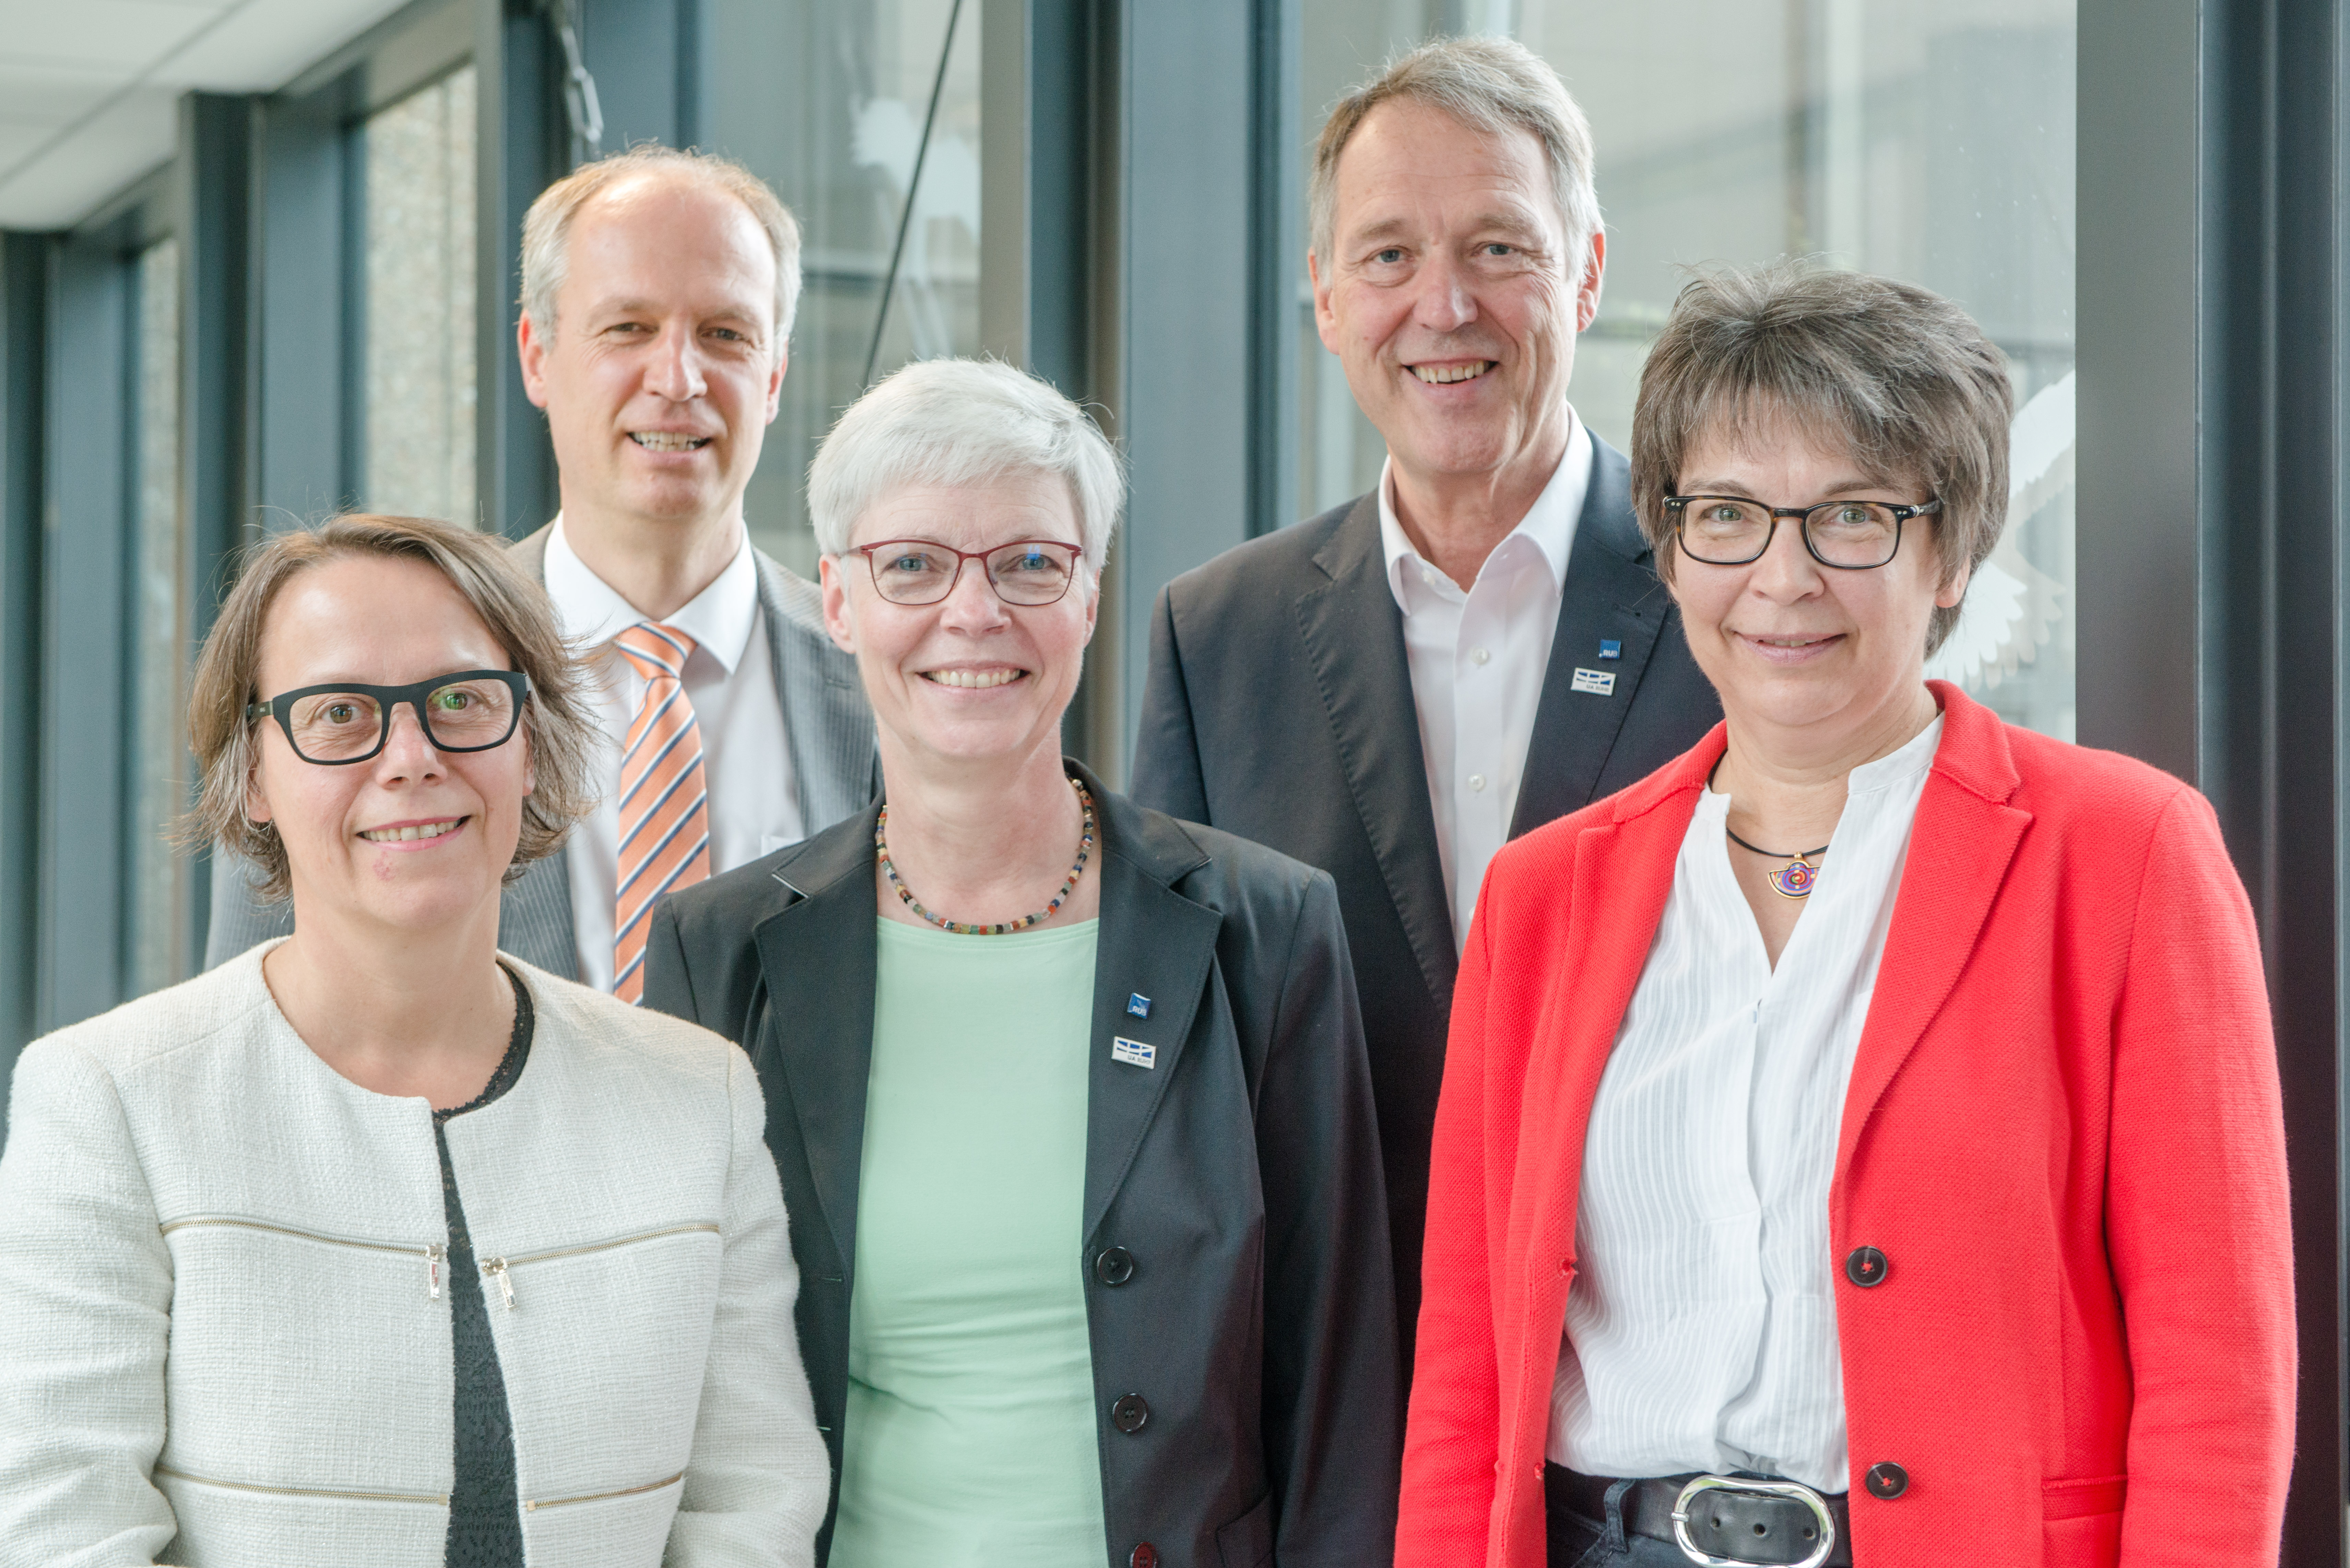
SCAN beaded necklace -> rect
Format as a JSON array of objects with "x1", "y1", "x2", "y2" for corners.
[{"x1": 875, "y1": 776, "x2": 1096, "y2": 935}]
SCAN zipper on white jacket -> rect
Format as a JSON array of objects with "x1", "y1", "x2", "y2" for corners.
[
  {"x1": 477, "y1": 1223, "x2": 719, "y2": 1311},
  {"x1": 524, "y1": 1471, "x2": 686, "y2": 1511},
  {"x1": 153, "y1": 1462, "x2": 447, "y2": 1507},
  {"x1": 160, "y1": 1216, "x2": 447, "y2": 1300},
  {"x1": 483, "y1": 1255, "x2": 515, "y2": 1310}
]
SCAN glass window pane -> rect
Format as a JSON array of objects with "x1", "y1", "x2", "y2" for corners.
[
  {"x1": 362, "y1": 65, "x2": 478, "y2": 526},
  {"x1": 700, "y1": 0, "x2": 983, "y2": 574},
  {"x1": 132, "y1": 237, "x2": 188, "y2": 996},
  {"x1": 1298, "y1": 2, "x2": 2077, "y2": 738}
]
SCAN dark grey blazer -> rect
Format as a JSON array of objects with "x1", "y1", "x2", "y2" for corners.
[
  {"x1": 1129, "y1": 435, "x2": 1722, "y2": 1361},
  {"x1": 202, "y1": 524, "x2": 878, "y2": 977},
  {"x1": 642, "y1": 767, "x2": 1402, "y2": 1567}
]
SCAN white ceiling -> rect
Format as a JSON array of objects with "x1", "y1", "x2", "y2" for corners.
[{"x1": 0, "y1": 0, "x2": 417, "y2": 229}]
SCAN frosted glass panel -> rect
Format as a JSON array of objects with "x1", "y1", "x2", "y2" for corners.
[
  {"x1": 132, "y1": 237, "x2": 189, "y2": 995},
  {"x1": 363, "y1": 66, "x2": 478, "y2": 526}
]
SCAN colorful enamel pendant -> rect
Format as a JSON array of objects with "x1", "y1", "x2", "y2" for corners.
[
  {"x1": 1726, "y1": 826, "x2": 1830, "y2": 900},
  {"x1": 1766, "y1": 855, "x2": 1821, "y2": 899}
]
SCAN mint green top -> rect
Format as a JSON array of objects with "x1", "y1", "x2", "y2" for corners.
[{"x1": 829, "y1": 917, "x2": 1107, "y2": 1568}]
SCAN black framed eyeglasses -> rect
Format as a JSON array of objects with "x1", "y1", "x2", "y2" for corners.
[
  {"x1": 246, "y1": 669, "x2": 529, "y2": 765},
  {"x1": 1664, "y1": 495, "x2": 1942, "y2": 570},
  {"x1": 853, "y1": 538, "x2": 1085, "y2": 606}
]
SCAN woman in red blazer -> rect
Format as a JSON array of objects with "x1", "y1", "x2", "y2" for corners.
[{"x1": 1396, "y1": 265, "x2": 2293, "y2": 1568}]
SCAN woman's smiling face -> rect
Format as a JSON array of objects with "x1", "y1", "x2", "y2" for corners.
[
  {"x1": 245, "y1": 554, "x2": 533, "y2": 939},
  {"x1": 1665, "y1": 405, "x2": 1967, "y2": 743},
  {"x1": 819, "y1": 470, "x2": 1097, "y2": 776}
]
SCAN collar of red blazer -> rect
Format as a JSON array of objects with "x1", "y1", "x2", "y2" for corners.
[{"x1": 1531, "y1": 680, "x2": 2032, "y2": 1250}]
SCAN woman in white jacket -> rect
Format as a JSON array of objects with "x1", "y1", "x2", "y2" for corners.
[{"x1": 0, "y1": 514, "x2": 829, "y2": 1568}]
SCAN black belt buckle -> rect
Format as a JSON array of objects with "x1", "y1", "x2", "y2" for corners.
[{"x1": 1671, "y1": 1475, "x2": 1837, "y2": 1568}]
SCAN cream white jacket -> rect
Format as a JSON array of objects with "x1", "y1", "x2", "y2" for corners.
[{"x1": 0, "y1": 943, "x2": 829, "y2": 1568}]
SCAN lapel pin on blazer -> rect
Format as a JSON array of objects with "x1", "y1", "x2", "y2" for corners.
[
  {"x1": 1126, "y1": 993, "x2": 1152, "y2": 1018},
  {"x1": 1111, "y1": 1037, "x2": 1157, "y2": 1070},
  {"x1": 1571, "y1": 667, "x2": 1618, "y2": 696},
  {"x1": 1598, "y1": 639, "x2": 1622, "y2": 660}
]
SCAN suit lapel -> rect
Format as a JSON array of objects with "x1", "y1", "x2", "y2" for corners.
[
  {"x1": 1078, "y1": 780, "x2": 1222, "y2": 1240},
  {"x1": 1294, "y1": 496, "x2": 1459, "y2": 1009},
  {"x1": 753, "y1": 548, "x2": 879, "y2": 832},
  {"x1": 1511, "y1": 755, "x2": 1711, "y2": 1435},
  {"x1": 1833, "y1": 689, "x2": 2030, "y2": 1200},
  {"x1": 496, "y1": 521, "x2": 576, "y2": 976},
  {"x1": 749, "y1": 814, "x2": 882, "y2": 1277},
  {"x1": 1511, "y1": 438, "x2": 1681, "y2": 839}
]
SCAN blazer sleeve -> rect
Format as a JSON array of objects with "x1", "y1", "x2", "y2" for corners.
[
  {"x1": 664, "y1": 1043, "x2": 831, "y2": 1567},
  {"x1": 1128, "y1": 584, "x2": 1213, "y2": 825},
  {"x1": 2104, "y1": 786, "x2": 2294, "y2": 1566},
  {"x1": 1255, "y1": 868, "x2": 1403, "y2": 1565},
  {"x1": 1396, "y1": 874, "x2": 1509, "y2": 1566},
  {"x1": 0, "y1": 1042, "x2": 180, "y2": 1568}
]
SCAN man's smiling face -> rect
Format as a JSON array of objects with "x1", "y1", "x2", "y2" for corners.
[
  {"x1": 519, "y1": 174, "x2": 784, "y2": 532},
  {"x1": 1311, "y1": 98, "x2": 1601, "y2": 492}
]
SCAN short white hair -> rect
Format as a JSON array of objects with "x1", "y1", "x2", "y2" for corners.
[
  {"x1": 1310, "y1": 35, "x2": 1600, "y2": 276},
  {"x1": 807, "y1": 359, "x2": 1124, "y2": 570},
  {"x1": 519, "y1": 145, "x2": 803, "y2": 349}
]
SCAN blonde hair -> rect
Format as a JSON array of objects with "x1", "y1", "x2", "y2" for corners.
[
  {"x1": 187, "y1": 515, "x2": 599, "y2": 902},
  {"x1": 1310, "y1": 35, "x2": 1599, "y2": 274},
  {"x1": 1631, "y1": 264, "x2": 2015, "y2": 656},
  {"x1": 519, "y1": 144, "x2": 803, "y2": 347}
]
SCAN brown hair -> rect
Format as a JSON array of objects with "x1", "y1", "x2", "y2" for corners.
[
  {"x1": 1630, "y1": 263, "x2": 2014, "y2": 655},
  {"x1": 520, "y1": 144, "x2": 802, "y2": 347},
  {"x1": 1310, "y1": 35, "x2": 1599, "y2": 275},
  {"x1": 187, "y1": 515, "x2": 599, "y2": 902}
]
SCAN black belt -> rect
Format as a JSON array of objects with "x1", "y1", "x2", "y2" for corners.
[{"x1": 1548, "y1": 1465, "x2": 1853, "y2": 1568}]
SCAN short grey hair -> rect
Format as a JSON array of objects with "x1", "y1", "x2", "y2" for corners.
[
  {"x1": 519, "y1": 144, "x2": 803, "y2": 349},
  {"x1": 1310, "y1": 35, "x2": 1600, "y2": 274},
  {"x1": 1630, "y1": 263, "x2": 2014, "y2": 656},
  {"x1": 807, "y1": 359, "x2": 1124, "y2": 572}
]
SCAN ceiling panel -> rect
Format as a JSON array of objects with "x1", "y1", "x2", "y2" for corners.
[
  {"x1": 0, "y1": 87, "x2": 177, "y2": 229},
  {"x1": 0, "y1": 66, "x2": 120, "y2": 124},
  {"x1": 0, "y1": 1, "x2": 230, "y2": 74},
  {"x1": 162, "y1": 0, "x2": 418, "y2": 91},
  {"x1": 0, "y1": 0, "x2": 426, "y2": 228}
]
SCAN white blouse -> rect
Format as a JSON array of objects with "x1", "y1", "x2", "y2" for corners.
[{"x1": 1547, "y1": 717, "x2": 1943, "y2": 1492}]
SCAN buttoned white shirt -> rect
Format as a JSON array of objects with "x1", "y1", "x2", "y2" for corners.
[
  {"x1": 543, "y1": 518, "x2": 805, "y2": 991},
  {"x1": 1547, "y1": 716, "x2": 1944, "y2": 1492},
  {"x1": 1379, "y1": 411, "x2": 1592, "y2": 948}
]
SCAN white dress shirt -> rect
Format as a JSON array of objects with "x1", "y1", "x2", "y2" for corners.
[
  {"x1": 544, "y1": 518, "x2": 806, "y2": 991},
  {"x1": 1548, "y1": 716, "x2": 1944, "y2": 1492},
  {"x1": 1378, "y1": 412, "x2": 1592, "y2": 948}
]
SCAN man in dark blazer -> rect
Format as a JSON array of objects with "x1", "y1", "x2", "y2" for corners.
[{"x1": 1131, "y1": 38, "x2": 1721, "y2": 1361}]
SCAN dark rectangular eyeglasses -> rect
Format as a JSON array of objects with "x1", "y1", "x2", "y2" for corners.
[
  {"x1": 246, "y1": 670, "x2": 529, "y2": 765},
  {"x1": 1664, "y1": 495, "x2": 1942, "y2": 570},
  {"x1": 854, "y1": 538, "x2": 1084, "y2": 606}
]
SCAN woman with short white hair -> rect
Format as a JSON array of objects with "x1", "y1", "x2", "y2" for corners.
[{"x1": 645, "y1": 357, "x2": 1402, "y2": 1566}]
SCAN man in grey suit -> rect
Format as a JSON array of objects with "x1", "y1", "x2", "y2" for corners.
[
  {"x1": 208, "y1": 147, "x2": 874, "y2": 989},
  {"x1": 1130, "y1": 38, "x2": 1721, "y2": 1362}
]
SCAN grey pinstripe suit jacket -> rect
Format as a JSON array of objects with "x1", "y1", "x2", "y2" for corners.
[{"x1": 201, "y1": 523, "x2": 879, "y2": 979}]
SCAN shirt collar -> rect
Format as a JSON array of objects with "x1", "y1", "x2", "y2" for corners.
[
  {"x1": 542, "y1": 514, "x2": 762, "y2": 675},
  {"x1": 1378, "y1": 408, "x2": 1590, "y2": 612}
]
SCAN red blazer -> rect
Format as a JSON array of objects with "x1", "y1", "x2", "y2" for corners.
[{"x1": 1397, "y1": 684, "x2": 2293, "y2": 1568}]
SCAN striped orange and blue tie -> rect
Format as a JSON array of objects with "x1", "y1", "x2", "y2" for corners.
[{"x1": 612, "y1": 622, "x2": 710, "y2": 1003}]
